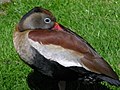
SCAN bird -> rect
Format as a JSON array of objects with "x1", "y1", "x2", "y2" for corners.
[{"x1": 13, "y1": 7, "x2": 120, "y2": 89}]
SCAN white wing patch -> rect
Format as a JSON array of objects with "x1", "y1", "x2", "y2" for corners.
[{"x1": 29, "y1": 39, "x2": 84, "y2": 67}]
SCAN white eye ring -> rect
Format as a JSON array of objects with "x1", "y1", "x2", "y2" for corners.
[{"x1": 44, "y1": 18, "x2": 51, "y2": 23}]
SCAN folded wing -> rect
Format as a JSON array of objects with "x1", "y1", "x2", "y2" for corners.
[{"x1": 28, "y1": 29, "x2": 118, "y2": 80}]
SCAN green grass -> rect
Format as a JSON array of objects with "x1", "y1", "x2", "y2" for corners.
[{"x1": 0, "y1": 0, "x2": 120, "y2": 90}]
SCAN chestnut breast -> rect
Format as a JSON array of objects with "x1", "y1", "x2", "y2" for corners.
[{"x1": 13, "y1": 28, "x2": 35, "y2": 64}]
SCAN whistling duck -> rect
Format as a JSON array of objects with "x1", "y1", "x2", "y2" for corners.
[{"x1": 13, "y1": 7, "x2": 120, "y2": 89}]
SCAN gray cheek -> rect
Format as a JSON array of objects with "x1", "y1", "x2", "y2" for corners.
[
  {"x1": 30, "y1": 19, "x2": 54, "y2": 30},
  {"x1": 43, "y1": 22, "x2": 54, "y2": 29}
]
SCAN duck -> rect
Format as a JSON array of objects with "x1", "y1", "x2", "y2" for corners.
[{"x1": 13, "y1": 7, "x2": 120, "y2": 89}]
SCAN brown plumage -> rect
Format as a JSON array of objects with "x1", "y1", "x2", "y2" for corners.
[
  {"x1": 13, "y1": 7, "x2": 120, "y2": 89},
  {"x1": 28, "y1": 29, "x2": 118, "y2": 79}
]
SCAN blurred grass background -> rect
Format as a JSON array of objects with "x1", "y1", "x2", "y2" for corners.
[{"x1": 0, "y1": 0, "x2": 120, "y2": 90}]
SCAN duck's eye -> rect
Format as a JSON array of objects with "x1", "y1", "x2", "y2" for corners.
[{"x1": 44, "y1": 18, "x2": 51, "y2": 23}]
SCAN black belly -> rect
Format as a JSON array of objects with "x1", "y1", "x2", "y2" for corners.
[
  {"x1": 25, "y1": 47, "x2": 110, "y2": 90},
  {"x1": 28, "y1": 46, "x2": 91, "y2": 81}
]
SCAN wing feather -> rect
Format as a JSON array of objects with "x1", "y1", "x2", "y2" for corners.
[{"x1": 28, "y1": 29, "x2": 118, "y2": 79}]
